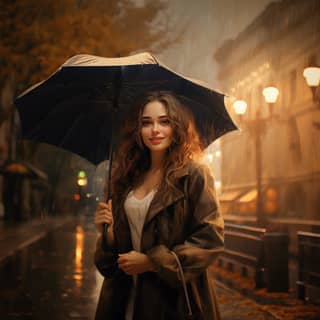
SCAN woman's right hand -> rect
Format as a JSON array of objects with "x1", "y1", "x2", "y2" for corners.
[{"x1": 94, "y1": 200, "x2": 114, "y2": 244}]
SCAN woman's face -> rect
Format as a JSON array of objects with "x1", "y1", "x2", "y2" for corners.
[{"x1": 140, "y1": 100, "x2": 173, "y2": 153}]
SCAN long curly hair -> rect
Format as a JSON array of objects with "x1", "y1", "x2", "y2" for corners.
[{"x1": 111, "y1": 91, "x2": 203, "y2": 198}]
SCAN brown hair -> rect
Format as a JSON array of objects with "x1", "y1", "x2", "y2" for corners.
[{"x1": 111, "y1": 91, "x2": 203, "y2": 198}]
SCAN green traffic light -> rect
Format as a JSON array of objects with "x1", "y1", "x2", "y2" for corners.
[{"x1": 78, "y1": 170, "x2": 86, "y2": 178}]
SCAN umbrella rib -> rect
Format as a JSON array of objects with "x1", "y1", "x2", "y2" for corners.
[{"x1": 58, "y1": 112, "x2": 86, "y2": 149}]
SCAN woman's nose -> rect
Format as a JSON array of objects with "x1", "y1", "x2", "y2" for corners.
[{"x1": 152, "y1": 122, "x2": 160, "y2": 132}]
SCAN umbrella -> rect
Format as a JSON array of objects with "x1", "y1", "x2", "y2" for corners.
[{"x1": 15, "y1": 52, "x2": 237, "y2": 244}]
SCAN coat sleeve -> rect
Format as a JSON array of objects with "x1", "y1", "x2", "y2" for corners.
[
  {"x1": 146, "y1": 165, "x2": 224, "y2": 287},
  {"x1": 94, "y1": 235, "x2": 121, "y2": 278}
]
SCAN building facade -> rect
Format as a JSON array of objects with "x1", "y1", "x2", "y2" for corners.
[{"x1": 214, "y1": 0, "x2": 320, "y2": 229}]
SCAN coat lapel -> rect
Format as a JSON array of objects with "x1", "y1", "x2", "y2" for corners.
[{"x1": 143, "y1": 166, "x2": 189, "y2": 226}]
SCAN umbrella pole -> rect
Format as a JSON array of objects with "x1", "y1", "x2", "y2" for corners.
[
  {"x1": 102, "y1": 69, "x2": 121, "y2": 251},
  {"x1": 101, "y1": 126, "x2": 114, "y2": 251}
]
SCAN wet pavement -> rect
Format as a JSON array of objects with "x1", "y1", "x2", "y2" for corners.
[
  {"x1": 0, "y1": 217, "x2": 101, "y2": 319},
  {"x1": 215, "y1": 282, "x2": 277, "y2": 320},
  {"x1": 0, "y1": 216, "x2": 288, "y2": 319}
]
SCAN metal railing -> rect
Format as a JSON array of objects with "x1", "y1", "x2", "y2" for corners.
[
  {"x1": 218, "y1": 223, "x2": 289, "y2": 292},
  {"x1": 296, "y1": 231, "x2": 320, "y2": 303}
]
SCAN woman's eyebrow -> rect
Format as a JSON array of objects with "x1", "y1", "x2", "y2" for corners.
[{"x1": 141, "y1": 115, "x2": 169, "y2": 119}]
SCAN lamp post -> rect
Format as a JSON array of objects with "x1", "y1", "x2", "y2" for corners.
[{"x1": 233, "y1": 86, "x2": 279, "y2": 227}]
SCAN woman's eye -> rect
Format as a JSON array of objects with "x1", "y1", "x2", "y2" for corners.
[
  {"x1": 142, "y1": 121, "x2": 151, "y2": 126},
  {"x1": 161, "y1": 119, "x2": 170, "y2": 125}
]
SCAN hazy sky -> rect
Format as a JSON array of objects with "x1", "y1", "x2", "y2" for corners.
[{"x1": 158, "y1": 0, "x2": 274, "y2": 88}]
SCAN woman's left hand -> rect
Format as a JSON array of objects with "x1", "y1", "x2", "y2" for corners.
[{"x1": 117, "y1": 251, "x2": 156, "y2": 275}]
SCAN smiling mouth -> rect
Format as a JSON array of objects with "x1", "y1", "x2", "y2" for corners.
[{"x1": 149, "y1": 138, "x2": 164, "y2": 144}]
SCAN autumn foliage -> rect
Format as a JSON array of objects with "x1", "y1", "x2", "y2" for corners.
[{"x1": 0, "y1": 0, "x2": 172, "y2": 93}]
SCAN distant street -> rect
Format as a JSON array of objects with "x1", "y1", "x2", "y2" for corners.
[{"x1": 0, "y1": 216, "x2": 276, "y2": 319}]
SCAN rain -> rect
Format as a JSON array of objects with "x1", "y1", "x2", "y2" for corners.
[{"x1": 0, "y1": 0, "x2": 320, "y2": 319}]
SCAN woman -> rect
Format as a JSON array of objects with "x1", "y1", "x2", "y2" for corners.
[{"x1": 94, "y1": 91, "x2": 224, "y2": 320}]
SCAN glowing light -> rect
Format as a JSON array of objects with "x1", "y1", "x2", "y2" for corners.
[
  {"x1": 232, "y1": 100, "x2": 247, "y2": 115},
  {"x1": 303, "y1": 67, "x2": 320, "y2": 87},
  {"x1": 77, "y1": 177, "x2": 87, "y2": 186},
  {"x1": 207, "y1": 153, "x2": 213, "y2": 163},
  {"x1": 74, "y1": 226, "x2": 84, "y2": 288},
  {"x1": 263, "y1": 87, "x2": 279, "y2": 104},
  {"x1": 78, "y1": 171, "x2": 86, "y2": 178},
  {"x1": 215, "y1": 150, "x2": 221, "y2": 158},
  {"x1": 74, "y1": 193, "x2": 81, "y2": 201},
  {"x1": 215, "y1": 180, "x2": 221, "y2": 190}
]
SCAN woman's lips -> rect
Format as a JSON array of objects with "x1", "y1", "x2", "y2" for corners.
[{"x1": 149, "y1": 137, "x2": 164, "y2": 144}]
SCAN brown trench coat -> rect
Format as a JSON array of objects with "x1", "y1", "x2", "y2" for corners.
[{"x1": 94, "y1": 162, "x2": 224, "y2": 320}]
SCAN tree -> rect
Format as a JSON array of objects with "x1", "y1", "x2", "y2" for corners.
[{"x1": 0, "y1": 0, "x2": 175, "y2": 94}]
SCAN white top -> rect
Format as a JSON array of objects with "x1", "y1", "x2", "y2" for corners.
[
  {"x1": 124, "y1": 188, "x2": 157, "y2": 320},
  {"x1": 124, "y1": 188, "x2": 157, "y2": 252}
]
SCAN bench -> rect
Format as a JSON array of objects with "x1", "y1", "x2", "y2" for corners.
[
  {"x1": 296, "y1": 231, "x2": 320, "y2": 303},
  {"x1": 218, "y1": 223, "x2": 266, "y2": 288}
]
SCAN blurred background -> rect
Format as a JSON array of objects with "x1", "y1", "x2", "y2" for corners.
[
  {"x1": 0, "y1": 0, "x2": 320, "y2": 318},
  {"x1": 1, "y1": 0, "x2": 319, "y2": 239}
]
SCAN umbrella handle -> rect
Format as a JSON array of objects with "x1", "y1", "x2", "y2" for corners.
[{"x1": 101, "y1": 223, "x2": 109, "y2": 251}]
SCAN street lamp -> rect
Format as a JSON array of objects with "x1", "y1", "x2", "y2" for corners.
[
  {"x1": 233, "y1": 86, "x2": 279, "y2": 226},
  {"x1": 77, "y1": 170, "x2": 87, "y2": 200},
  {"x1": 75, "y1": 171, "x2": 88, "y2": 215},
  {"x1": 232, "y1": 100, "x2": 247, "y2": 116},
  {"x1": 262, "y1": 86, "x2": 279, "y2": 115},
  {"x1": 303, "y1": 66, "x2": 320, "y2": 103},
  {"x1": 77, "y1": 171, "x2": 87, "y2": 188}
]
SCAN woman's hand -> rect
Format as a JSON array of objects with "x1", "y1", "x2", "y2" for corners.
[
  {"x1": 117, "y1": 251, "x2": 156, "y2": 275},
  {"x1": 94, "y1": 200, "x2": 114, "y2": 244}
]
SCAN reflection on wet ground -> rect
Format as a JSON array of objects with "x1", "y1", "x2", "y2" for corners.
[
  {"x1": 0, "y1": 217, "x2": 102, "y2": 319},
  {"x1": 0, "y1": 216, "x2": 277, "y2": 320}
]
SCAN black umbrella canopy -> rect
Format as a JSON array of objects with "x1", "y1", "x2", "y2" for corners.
[{"x1": 15, "y1": 52, "x2": 237, "y2": 165}]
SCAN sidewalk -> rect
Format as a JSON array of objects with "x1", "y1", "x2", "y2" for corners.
[
  {"x1": 211, "y1": 264, "x2": 320, "y2": 320},
  {"x1": 0, "y1": 214, "x2": 73, "y2": 263}
]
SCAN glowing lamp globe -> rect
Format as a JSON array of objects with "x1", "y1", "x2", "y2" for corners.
[
  {"x1": 262, "y1": 87, "x2": 279, "y2": 104},
  {"x1": 303, "y1": 67, "x2": 320, "y2": 87},
  {"x1": 233, "y1": 100, "x2": 247, "y2": 115}
]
